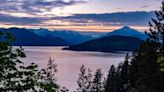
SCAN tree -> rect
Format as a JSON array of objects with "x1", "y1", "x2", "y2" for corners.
[
  {"x1": 157, "y1": 56, "x2": 164, "y2": 92},
  {"x1": 104, "y1": 54, "x2": 131, "y2": 92},
  {"x1": 91, "y1": 69, "x2": 104, "y2": 92},
  {"x1": 0, "y1": 31, "x2": 40, "y2": 91},
  {"x1": 120, "y1": 54, "x2": 130, "y2": 92},
  {"x1": 105, "y1": 65, "x2": 117, "y2": 92},
  {"x1": 76, "y1": 65, "x2": 93, "y2": 92},
  {"x1": 20, "y1": 63, "x2": 40, "y2": 91},
  {"x1": 150, "y1": 2, "x2": 164, "y2": 91},
  {"x1": 38, "y1": 58, "x2": 59, "y2": 92},
  {"x1": 0, "y1": 31, "x2": 64, "y2": 92},
  {"x1": 128, "y1": 2, "x2": 164, "y2": 92}
]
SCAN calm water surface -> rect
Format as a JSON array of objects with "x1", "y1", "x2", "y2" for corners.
[{"x1": 22, "y1": 46, "x2": 126, "y2": 91}]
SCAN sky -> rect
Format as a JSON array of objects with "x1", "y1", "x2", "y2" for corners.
[{"x1": 0, "y1": 0, "x2": 162, "y2": 32}]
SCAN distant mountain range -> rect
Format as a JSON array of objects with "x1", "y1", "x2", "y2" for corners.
[
  {"x1": 0, "y1": 26, "x2": 147, "y2": 50},
  {"x1": 64, "y1": 35, "x2": 143, "y2": 52},
  {"x1": 31, "y1": 28, "x2": 94, "y2": 44},
  {"x1": 0, "y1": 28, "x2": 69, "y2": 46}
]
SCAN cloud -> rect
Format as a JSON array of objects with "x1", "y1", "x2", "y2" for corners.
[
  {"x1": 141, "y1": 5, "x2": 149, "y2": 8},
  {"x1": 115, "y1": 7, "x2": 123, "y2": 10},
  {"x1": 0, "y1": 11, "x2": 155, "y2": 27},
  {"x1": 0, "y1": 0, "x2": 86, "y2": 15},
  {"x1": 0, "y1": 13, "x2": 43, "y2": 25},
  {"x1": 144, "y1": 0, "x2": 161, "y2": 1},
  {"x1": 60, "y1": 11, "x2": 155, "y2": 26}
]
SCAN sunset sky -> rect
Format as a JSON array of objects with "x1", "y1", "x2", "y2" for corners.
[{"x1": 0, "y1": 0, "x2": 162, "y2": 32}]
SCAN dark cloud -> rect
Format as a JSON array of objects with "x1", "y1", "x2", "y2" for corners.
[
  {"x1": 0, "y1": 13, "x2": 44, "y2": 25},
  {"x1": 141, "y1": 5, "x2": 149, "y2": 8},
  {"x1": 61, "y1": 11, "x2": 155, "y2": 26},
  {"x1": 0, "y1": 11, "x2": 155, "y2": 26},
  {"x1": 0, "y1": 0, "x2": 86, "y2": 14},
  {"x1": 116, "y1": 7, "x2": 122, "y2": 10}
]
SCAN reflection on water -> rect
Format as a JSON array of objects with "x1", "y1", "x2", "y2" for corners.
[{"x1": 22, "y1": 46, "x2": 126, "y2": 91}]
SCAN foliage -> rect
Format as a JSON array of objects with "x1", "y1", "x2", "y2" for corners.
[
  {"x1": 76, "y1": 65, "x2": 93, "y2": 92},
  {"x1": 158, "y1": 56, "x2": 164, "y2": 72},
  {"x1": 105, "y1": 1, "x2": 164, "y2": 92},
  {"x1": 1, "y1": 1, "x2": 164, "y2": 92},
  {"x1": 91, "y1": 69, "x2": 104, "y2": 92},
  {"x1": 76, "y1": 65, "x2": 105, "y2": 92},
  {"x1": 0, "y1": 31, "x2": 66, "y2": 92},
  {"x1": 104, "y1": 65, "x2": 117, "y2": 92},
  {"x1": 104, "y1": 54, "x2": 130, "y2": 92},
  {"x1": 0, "y1": 32, "x2": 40, "y2": 91},
  {"x1": 128, "y1": 1, "x2": 164, "y2": 92},
  {"x1": 38, "y1": 58, "x2": 59, "y2": 92}
]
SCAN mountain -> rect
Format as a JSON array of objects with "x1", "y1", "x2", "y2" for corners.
[
  {"x1": 0, "y1": 28, "x2": 69, "y2": 46},
  {"x1": 79, "y1": 31, "x2": 107, "y2": 38},
  {"x1": 101, "y1": 26, "x2": 147, "y2": 40},
  {"x1": 32, "y1": 28, "x2": 94, "y2": 45},
  {"x1": 64, "y1": 36, "x2": 143, "y2": 52}
]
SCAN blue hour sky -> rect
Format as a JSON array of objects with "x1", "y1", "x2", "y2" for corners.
[
  {"x1": 0, "y1": 0, "x2": 162, "y2": 32},
  {"x1": 58, "y1": 0, "x2": 161, "y2": 14}
]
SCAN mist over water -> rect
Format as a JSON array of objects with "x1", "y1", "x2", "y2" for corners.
[{"x1": 22, "y1": 46, "x2": 126, "y2": 91}]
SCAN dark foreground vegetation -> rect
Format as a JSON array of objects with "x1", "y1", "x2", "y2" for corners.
[
  {"x1": 0, "y1": 2, "x2": 164, "y2": 92},
  {"x1": 0, "y1": 32, "x2": 67, "y2": 91}
]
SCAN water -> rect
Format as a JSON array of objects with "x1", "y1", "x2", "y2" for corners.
[{"x1": 22, "y1": 46, "x2": 126, "y2": 91}]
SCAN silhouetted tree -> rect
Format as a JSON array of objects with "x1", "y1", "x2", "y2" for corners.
[
  {"x1": 0, "y1": 32, "x2": 41, "y2": 91},
  {"x1": 38, "y1": 58, "x2": 59, "y2": 92},
  {"x1": 120, "y1": 54, "x2": 130, "y2": 92},
  {"x1": 150, "y1": 2, "x2": 164, "y2": 91},
  {"x1": 105, "y1": 65, "x2": 117, "y2": 92},
  {"x1": 0, "y1": 31, "x2": 65, "y2": 92},
  {"x1": 91, "y1": 69, "x2": 104, "y2": 92},
  {"x1": 105, "y1": 54, "x2": 131, "y2": 92},
  {"x1": 128, "y1": 2, "x2": 164, "y2": 92},
  {"x1": 76, "y1": 65, "x2": 93, "y2": 92}
]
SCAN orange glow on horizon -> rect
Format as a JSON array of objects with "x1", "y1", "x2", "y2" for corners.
[{"x1": 0, "y1": 23, "x2": 149, "y2": 32}]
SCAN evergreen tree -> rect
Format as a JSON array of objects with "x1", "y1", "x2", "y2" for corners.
[
  {"x1": 128, "y1": 2, "x2": 164, "y2": 92},
  {"x1": 76, "y1": 65, "x2": 93, "y2": 92},
  {"x1": 150, "y1": 2, "x2": 164, "y2": 91},
  {"x1": 0, "y1": 32, "x2": 40, "y2": 91},
  {"x1": 104, "y1": 65, "x2": 117, "y2": 92},
  {"x1": 157, "y1": 56, "x2": 164, "y2": 92},
  {"x1": 104, "y1": 54, "x2": 131, "y2": 92},
  {"x1": 120, "y1": 54, "x2": 130, "y2": 92},
  {"x1": 38, "y1": 58, "x2": 59, "y2": 92},
  {"x1": 91, "y1": 69, "x2": 104, "y2": 92},
  {"x1": 129, "y1": 21, "x2": 161, "y2": 92},
  {"x1": 0, "y1": 31, "x2": 63, "y2": 92},
  {"x1": 20, "y1": 63, "x2": 40, "y2": 91},
  {"x1": 115, "y1": 63, "x2": 123, "y2": 92}
]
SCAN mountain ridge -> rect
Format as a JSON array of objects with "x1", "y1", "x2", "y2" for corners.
[
  {"x1": 100, "y1": 26, "x2": 147, "y2": 40},
  {"x1": 64, "y1": 35, "x2": 143, "y2": 53},
  {"x1": 32, "y1": 28, "x2": 94, "y2": 45},
  {"x1": 0, "y1": 28, "x2": 70, "y2": 46}
]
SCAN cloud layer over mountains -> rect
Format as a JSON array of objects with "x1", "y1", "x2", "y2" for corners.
[{"x1": 0, "y1": 11, "x2": 155, "y2": 26}]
